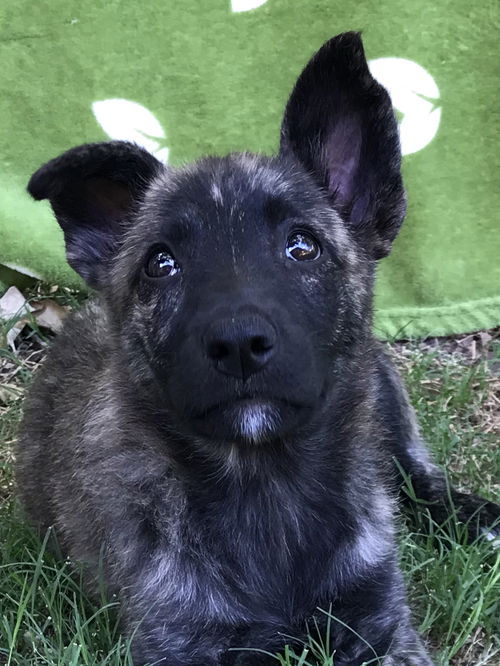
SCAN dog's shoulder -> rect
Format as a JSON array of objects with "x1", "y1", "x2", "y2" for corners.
[
  {"x1": 20, "y1": 297, "x2": 113, "y2": 451},
  {"x1": 28, "y1": 297, "x2": 109, "y2": 384},
  {"x1": 49, "y1": 297, "x2": 110, "y2": 370}
]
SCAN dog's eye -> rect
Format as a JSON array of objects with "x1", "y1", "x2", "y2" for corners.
[
  {"x1": 285, "y1": 232, "x2": 321, "y2": 262},
  {"x1": 144, "y1": 247, "x2": 180, "y2": 278}
]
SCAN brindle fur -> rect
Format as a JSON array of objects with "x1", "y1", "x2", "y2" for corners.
[{"x1": 16, "y1": 33, "x2": 498, "y2": 665}]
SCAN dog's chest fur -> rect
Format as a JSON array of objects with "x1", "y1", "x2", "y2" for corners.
[
  {"x1": 71, "y1": 369, "x2": 392, "y2": 631},
  {"x1": 129, "y1": 457, "x2": 393, "y2": 628}
]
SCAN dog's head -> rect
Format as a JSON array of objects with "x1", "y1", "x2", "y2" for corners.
[{"x1": 28, "y1": 33, "x2": 405, "y2": 446}]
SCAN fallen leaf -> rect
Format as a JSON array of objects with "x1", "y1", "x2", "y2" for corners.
[
  {"x1": 478, "y1": 331, "x2": 492, "y2": 347},
  {"x1": 0, "y1": 286, "x2": 34, "y2": 350},
  {"x1": 0, "y1": 286, "x2": 34, "y2": 321},
  {"x1": 5, "y1": 320, "x2": 29, "y2": 351},
  {"x1": 31, "y1": 299, "x2": 69, "y2": 333}
]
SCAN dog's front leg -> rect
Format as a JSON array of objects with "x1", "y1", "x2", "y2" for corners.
[
  {"x1": 375, "y1": 348, "x2": 500, "y2": 542},
  {"x1": 221, "y1": 622, "x2": 296, "y2": 665},
  {"x1": 381, "y1": 622, "x2": 434, "y2": 665},
  {"x1": 129, "y1": 616, "x2": 230, "y2": 666},
  {"x1": 125, "y1": 605, "x2": 231, "y2": 666}
]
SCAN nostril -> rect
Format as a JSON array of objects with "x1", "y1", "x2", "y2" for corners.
[
  {"x1": 250, "y1": 336, "x2": 273, "y2": 356},
  {"x1": 204, "y1": 317, "x2": 276, "y2": 379},
  {"x1": 208, "y1": 341, "x2": 230, "y2": 361}
]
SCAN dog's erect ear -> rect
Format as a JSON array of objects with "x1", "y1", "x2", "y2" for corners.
[
  {"x1": 28, "y1": 142, "x2": 164, "y2": 288},
  {"x1": 280, "y1": 32, "x2": 406, "y2": 259}
]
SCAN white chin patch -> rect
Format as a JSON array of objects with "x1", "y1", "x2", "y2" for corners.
[{"x1": 235, "y1": 403, "x2": 280, "y2": 443}]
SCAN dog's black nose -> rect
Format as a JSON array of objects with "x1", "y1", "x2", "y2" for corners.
[{"x1": 205, "y1": 316, "x2": 276, "y2": 380}]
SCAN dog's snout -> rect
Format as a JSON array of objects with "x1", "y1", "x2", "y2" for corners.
[{"x1": 205, "y1": 316, "x2": 276, "y2": 380}]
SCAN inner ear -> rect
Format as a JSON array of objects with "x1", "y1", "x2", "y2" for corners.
[
  {"x1": 84, "y1": 177, "x2": 133, "y2": 219},
  {"x1": 53, "y1": 176, "x2": 135, "y2": 237},
  {"x1": 324, "y1": 118, "x2": 364, "y2": 218},
  {"x1": 280, "y1": 32, "x2": 406, "y2": 259}
]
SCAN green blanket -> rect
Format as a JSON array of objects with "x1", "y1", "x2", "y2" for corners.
[{"x1": 1, "y1": 0, "x2": 499, "y2": 339}]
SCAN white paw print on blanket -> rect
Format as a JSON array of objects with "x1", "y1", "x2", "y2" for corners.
[
  {"x1": 368, "y1": 58, "x2": 441, "y2": 156},
  {"x1": 231, "y1": 0, "x2": 268, "y2": 12},
  {"x1": 92, "y1": 99, "x2": 169, "y2": 164}
]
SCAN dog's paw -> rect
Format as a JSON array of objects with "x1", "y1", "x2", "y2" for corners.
[
  {"x1": 481, "y1": 527, "x2": 500, "y2": 548},
  {"x1": 223, "y1": 651, "x2": 277, "y2": 666},
  {"x1": 475, "y1": 498, "x2": 500, "y2": 548},
  {"x1": 439, "y1": 490, "x2": 500, "y2": 545}
]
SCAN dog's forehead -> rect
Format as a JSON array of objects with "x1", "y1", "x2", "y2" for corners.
[
  {"x1": 142, "y1": 153, "x2": 353, "y2": 253},
  {"x1": 206, "y1": 153, "x2": 295, "y2": 199},
  {"x1": 153, "y1": 153, "x2": 299, "y2": 206},
  {"x1": 143, "y1": 154, "x2": 306, "y2": 230}
]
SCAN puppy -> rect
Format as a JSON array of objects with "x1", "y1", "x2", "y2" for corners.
[{"x1": 16, "y1": 32, "x2": 499, "y2": 665}]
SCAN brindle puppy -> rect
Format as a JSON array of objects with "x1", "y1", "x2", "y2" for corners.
[{"x1": 16, "y1": 32, "x2": 499, "y2": 665}]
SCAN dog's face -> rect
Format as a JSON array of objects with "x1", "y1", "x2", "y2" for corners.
[
  {"x1": 28, "y1": 33, "x2": 405, "y2": 445},
  {"x1": 112, "y1": 154, "x2": 369, "y2": 444}
]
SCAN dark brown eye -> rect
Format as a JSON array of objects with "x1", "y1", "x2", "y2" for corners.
[
  {"x1": 285, "y1": 232, "x2": 321, "y2": 261},
  {"x1": 144, "y1": 247, "x2": 180, "y2": 278}
]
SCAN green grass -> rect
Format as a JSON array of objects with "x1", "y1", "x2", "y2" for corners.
[{"x1": 0, "y1": 301, "x2": 498, "y2": 665}]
